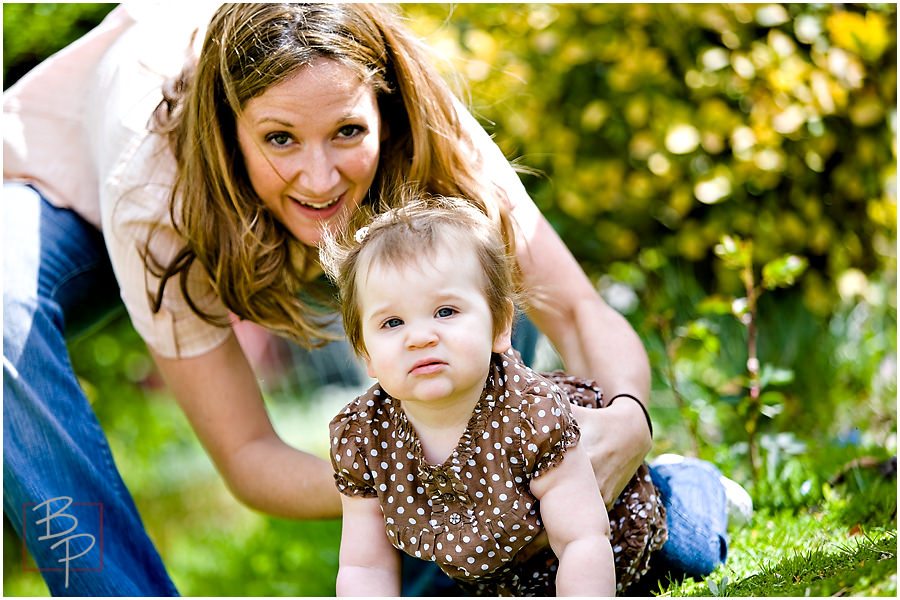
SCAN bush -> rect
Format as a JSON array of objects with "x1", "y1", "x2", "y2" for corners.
[
  {"x1": 2, "y1": 3, "x2": 115, "y2": 87},
  {"x1": 402, "y1": 3, "x2": 897, "y2": 471},
  {"x1": 406, "y1": 4, "x2": 896, "y2": 317}
]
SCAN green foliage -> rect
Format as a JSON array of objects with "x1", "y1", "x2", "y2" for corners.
[
  {"x1": 705, "y1": 233, "x2": 810, "y2": 482},
  {"x1": 407, "y1": 2, "x2": 896, "y2": 316},
  {"x1": 403, "y1": 1, "x2": 896, "y2": 483},
  {"x1": 2, "y1": 3, "x2": 115, "y2": 88}
]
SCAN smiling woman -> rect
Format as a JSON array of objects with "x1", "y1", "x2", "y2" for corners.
[
  {"x1": 4, "y1": 3, "x2": 527, "y2": 594},
  {"x1": 235, "y1": 58, "x2": 383, "y2": 245}
]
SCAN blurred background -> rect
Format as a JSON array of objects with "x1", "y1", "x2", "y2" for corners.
[{"x1": 3, "y1": 3, "x2": 896, "y2": 596}]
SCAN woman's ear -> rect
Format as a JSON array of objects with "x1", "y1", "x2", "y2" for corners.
[{"x1": 492, "y1": 300, "x2": 515, "y2": 354}]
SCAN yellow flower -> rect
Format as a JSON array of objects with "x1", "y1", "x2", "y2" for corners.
[{"x1": 826, "y1": 10, "x2": 890, "y2": 62}]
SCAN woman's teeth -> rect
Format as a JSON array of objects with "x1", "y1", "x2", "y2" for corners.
[{"x1": 296, "y1": 196, "x2": 341, "y2": 209}]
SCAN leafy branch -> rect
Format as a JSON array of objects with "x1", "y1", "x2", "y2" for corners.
[{"x1": 712, "y1": 235, "x2": 808, "y2": 484}]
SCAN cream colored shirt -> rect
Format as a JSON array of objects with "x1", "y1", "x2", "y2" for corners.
[
  {"x1": 2, "y1": 1, "x2": 533, "y2": 360},
  {"x1": 3, "y1": 2, "x2": 228, "y2": 358}
]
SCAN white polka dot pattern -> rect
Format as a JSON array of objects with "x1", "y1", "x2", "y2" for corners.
[{"x1": 328, "y1": 349, "x2": 667, "y2": 595}]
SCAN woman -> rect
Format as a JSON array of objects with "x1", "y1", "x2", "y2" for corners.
[{"x1": 3, "y1": 3, "x2": 727, "y2": 595}]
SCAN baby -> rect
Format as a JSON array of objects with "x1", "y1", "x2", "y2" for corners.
[{"x1": 321, "y1": 195, "x2": 664, "y2": 596}]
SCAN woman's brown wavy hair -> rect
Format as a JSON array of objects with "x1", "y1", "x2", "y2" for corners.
[{"x1": 146, "y1": 2, "x2": 510, "y2": 348}]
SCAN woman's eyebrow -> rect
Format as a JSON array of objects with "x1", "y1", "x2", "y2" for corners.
[
  {"x1": 253, "y1": 113, "x2": 361, "y2": 128},
  {"x1": 254, "y1": 117, "x2": 295, "y2": 128}
]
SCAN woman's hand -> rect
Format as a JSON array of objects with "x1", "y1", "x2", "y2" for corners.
[{"x1": 571, "y1": 400, "x2": 653, "y2": 508}]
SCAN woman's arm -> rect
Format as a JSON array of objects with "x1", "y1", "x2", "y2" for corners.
[
  {"x1": 513, "y1": 205, "x2": 651, "y2": 396},
  {"x1": 461, "y1": 105, "x2": 653, "y2": 502},
  {"x1": 150, "y1": 331, "x2": 341, "y2": 519},
  {"x1": 530, "y1": 443, "x2": 616, "y2": 596},
  {"x1": 514, "y1": 208, "x2": 653, "y2": 506},
  {"x1": 336, "y1": 495, "x2": 402, "y2": 596}
]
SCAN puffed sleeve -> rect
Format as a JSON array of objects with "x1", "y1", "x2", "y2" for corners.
[
  {"x1": 328, "y1": 400, "x2": 377, "y2": 498},
  {"x1": 516, "y1": 377, "x2": 580, "y2": 480}
]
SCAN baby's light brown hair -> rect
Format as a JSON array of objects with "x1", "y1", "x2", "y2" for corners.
[{"x1": 320, "y1": 193, "x2": 519, "y2": 357}]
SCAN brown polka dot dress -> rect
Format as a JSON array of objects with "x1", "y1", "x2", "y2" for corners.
[{"x1": 329, "y1": 348, "x2": 667, "y2": 596}]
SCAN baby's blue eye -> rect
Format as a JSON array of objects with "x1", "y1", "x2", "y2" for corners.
[
  {"x1": 436, "y1": 307, "x2": 456, "y2": 318},
  {"x1": 383, "y1": 318, "x2": 403, "y2": 329}
]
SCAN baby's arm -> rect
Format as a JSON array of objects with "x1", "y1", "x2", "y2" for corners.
[
  {"x1": 530, "y1": 442, "x2": 616, "y2": 596},
  {"x1": 335, "y1": 494, "x2": 401, "y2": 596}
]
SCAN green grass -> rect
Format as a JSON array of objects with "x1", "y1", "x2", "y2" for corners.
[{"x1": 651, "y1": 475, "x2": 898, "y2": 597}]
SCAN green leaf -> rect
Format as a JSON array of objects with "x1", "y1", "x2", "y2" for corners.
[
  {"x1": 680, "y1": 318, "x2": 721, "y2": 353},
  {"x1": 760, "y1": 364, "x2": 796, "y2": 388},
  {"x1": 714, "y1": 235, "x2": 752, "y2": 270},
  {"x1": 697, "y1": 294, "x2": 735, "y2": 315},
  {"x1": 759, "y1": 390, "x2": 786, "y2": 417},
  {"x1": 762, "y1": 254, "x2": 809, "y2": 289}
]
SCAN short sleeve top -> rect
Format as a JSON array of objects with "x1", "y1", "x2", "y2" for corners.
[
  {"x1": 2, "y1": 2, "x2": 230, "y2": 359},
  {"x1": 329, "y1": 348, "x2": 579, "y2": 582}
]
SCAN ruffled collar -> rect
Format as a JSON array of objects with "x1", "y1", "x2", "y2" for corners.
[{"x1": 382, "y1": 353, "x2": 507, "y2": 505}]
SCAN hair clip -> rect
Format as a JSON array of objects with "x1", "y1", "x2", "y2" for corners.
[{"x1": 354, "y1": 226, "x2": 370, "y2": 243}]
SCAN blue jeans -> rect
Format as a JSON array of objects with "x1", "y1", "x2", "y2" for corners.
[
  {"x1": 3, "y1": 184, "x2": 179, "y2": 596},
  {"x1": 639, "y1": 457, "x2": 728, "y2": 590}
]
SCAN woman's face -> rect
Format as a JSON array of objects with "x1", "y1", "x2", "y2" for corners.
[{"x1": 237, "y1": 58, "x2": 383, "y2": 246}]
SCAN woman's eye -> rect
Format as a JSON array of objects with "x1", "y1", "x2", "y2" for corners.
[
  {"x1": 382, "y1": 318, "x2": 403, "y2": 329},
  {"x1": 266, "y1": 132, "x2": 292, "y2": 147},
  {"x1": 436, "y1": 307, "x2": 457, "y2": 318},
  {"x1": 336, "y1": 124, "x2": 365, "y2": 139}
]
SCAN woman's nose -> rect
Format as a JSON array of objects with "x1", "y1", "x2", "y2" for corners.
[{"x1": 293, "y1": 146, "x2": 339, "y2": 196}]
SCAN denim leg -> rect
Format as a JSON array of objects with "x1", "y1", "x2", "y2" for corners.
[
  {"x1": 3, "y1": 184, "x2": 178, "y2": 596},
  {"x1": 510, "y1": 312, "x2": 540, "y2": 368},
  {"x1": 647, "y1": 458, "x2": 728, "y2": 580}
]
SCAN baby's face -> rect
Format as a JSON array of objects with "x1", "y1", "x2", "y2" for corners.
[{"x1": 357, "y1": 245, "x2": 510, "y2": 407}]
